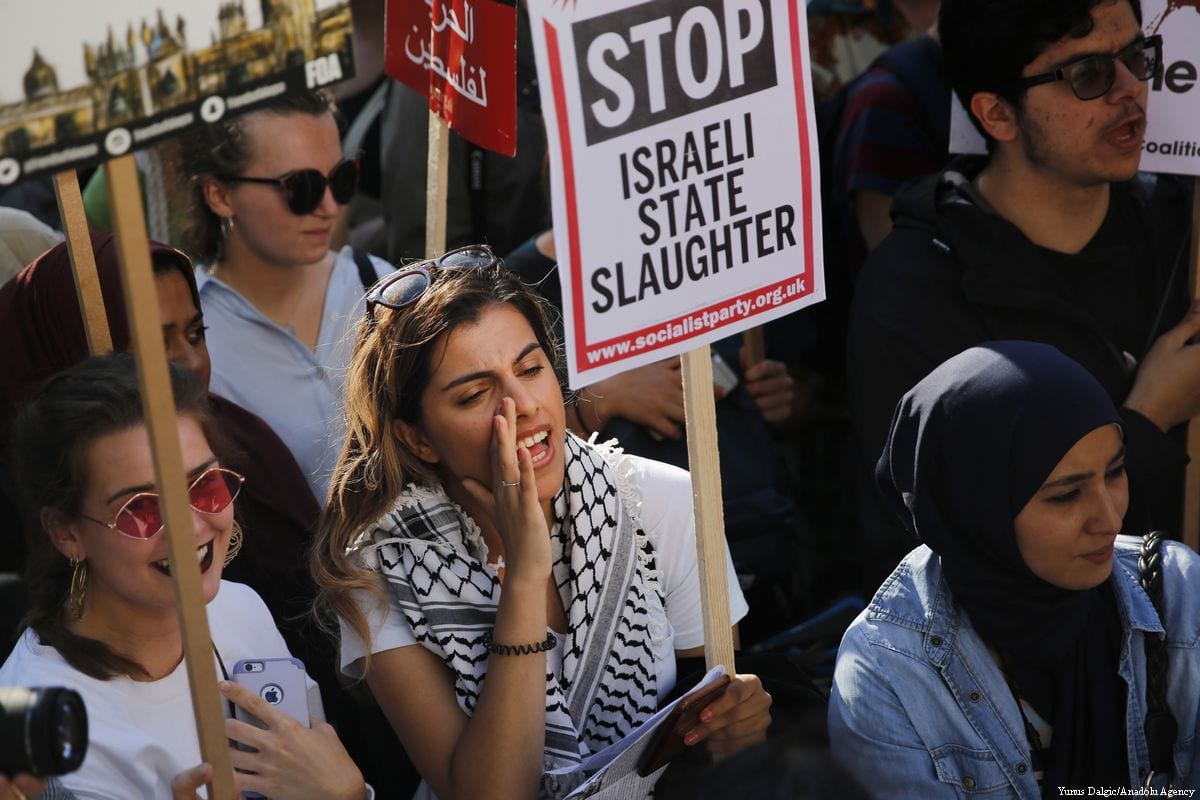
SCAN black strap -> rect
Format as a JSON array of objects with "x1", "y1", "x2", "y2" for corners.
[
  {"x1": 996, "y1": 651, "x2": 1046, "y2": 781},
  {"x1": 352, "y1": 248, "x2": 379, "y2": 290},
  {"x1": 467, "y1": 145, "x2": 488, "y2": 244},
  {"x1": 212, "y1": 643, "x2": 236, "y2": 719},
  {"x1": 1138, "y1": 530, "x2": 1178, "y2": 774}
]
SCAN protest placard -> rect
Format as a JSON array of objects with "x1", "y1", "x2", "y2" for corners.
[
  {"x1": 949, "y1": 0, "x2": 1200, "y2": 177},
  {"x1": 385, "y1": 0, "x2": 518, "y2": 156},
  {"x1": 0, "y1": 0, "x2": 354, "y2": 187},
  {"x1": 528, "y1": 0, "x2": 824, "y2": 388}
]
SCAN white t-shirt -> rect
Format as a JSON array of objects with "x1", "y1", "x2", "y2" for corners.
[
  {"x1": 0, "y1": 581, "x2": 308, "y2": 800},
  {"x1": 340, "y1": 453, "x2": 749, "y2": 699}
]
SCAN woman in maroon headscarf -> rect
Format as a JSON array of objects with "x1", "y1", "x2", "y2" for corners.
[{"x1": 0, "y1": 232, "x2": 326, "y2": 692}]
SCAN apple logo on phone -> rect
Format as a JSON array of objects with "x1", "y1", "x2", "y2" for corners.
[{"x1": 260, "y1": 684, "x2": 284, "y2": 705}]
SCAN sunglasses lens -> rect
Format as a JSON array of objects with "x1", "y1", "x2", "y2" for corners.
[
  {"x1": 1122, "y1": 41, "x2": 1158, "y2": 81},
  {"x1": 329, "y1": 160, "x2": 359, "y2": 204},
  {"x1": 189, "y1": 468, "x2": 240, "y2": 514},
  {"x1": 377, "y1": 270, "x2": 431, "y2": 309},
  {"x1": 115, "y1": 495, "x2": 163, "y2": 539},
  {"x1": 109, "y1": 470, "x2": 241, "y2": 539},
  {"x1": 283, "y1": 169, "x2": 326, "y2": 215},
  {"x1": 439, "y1": 248, "x2": 494, "y2": 270},
  {"x1": 1068, "y1": 56, "x2": 1114, "y2": 100}
]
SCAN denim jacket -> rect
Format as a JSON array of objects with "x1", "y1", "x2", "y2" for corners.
[{"x1": 829, "y1": 536, "x2": 1200, "y2": 797}]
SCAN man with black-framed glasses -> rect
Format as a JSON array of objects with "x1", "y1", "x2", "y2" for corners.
[{"x1": 846, "y1": 0, "x2": 1197, "y2": 596}]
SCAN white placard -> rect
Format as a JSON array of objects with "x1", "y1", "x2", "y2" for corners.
[
  {"x1": 528, "y1": 0, "x2": 824, "y2": 387},
  {"x1": 950, "y1": 0, "x2": 1200, "y2": 176}
]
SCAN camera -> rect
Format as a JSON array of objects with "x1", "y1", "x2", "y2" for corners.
[{"x1": 0, "y1": 686, "x2": 88, "y2": 777}]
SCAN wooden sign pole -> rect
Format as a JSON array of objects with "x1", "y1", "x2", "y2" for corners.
[
  {"x1": 103, "y1": 155, "x2": 238, "y2": 800},
  {"x1": 680, "y1": 345, "x2": 736, "y2": 672},
  {"x1": 425, "y1": 112, "x2": 450, "y2": 259},
  {"x1": 52, "y1": 170, "x2": 112, "y2": 355},
  {"x1": 1184, "y1": 179, "x2": 1200, "y2": 552},
  {"x1": 742, "y1": 328, "x2": 765, "y2": 369}
]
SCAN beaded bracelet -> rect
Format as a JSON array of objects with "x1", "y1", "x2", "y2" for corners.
[{"x1": 483, "y1": 630, "x2": 558, "y2": 656}]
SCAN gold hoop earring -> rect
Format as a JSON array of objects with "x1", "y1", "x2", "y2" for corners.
[
  {"x1": 219, "y1": 216, "x2": 235, "y2": 239},
  {"x1": 68, "y1": 558, "x2": 88, "y2": 620},
  {"x1": 224, "y1": 520, "x2": 243, "y2": 567}
]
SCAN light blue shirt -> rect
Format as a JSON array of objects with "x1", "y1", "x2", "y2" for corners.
[
  {"x1": 196, "y1": 246, "x2": 390, "y2": 503},
  {"x1": 830, "y1": 536, "x2": 1200, "y2": 797}
]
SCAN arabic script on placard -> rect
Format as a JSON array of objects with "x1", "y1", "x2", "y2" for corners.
[{"x1": 403, "y1": 0, "x2": 489, "y2": 106}]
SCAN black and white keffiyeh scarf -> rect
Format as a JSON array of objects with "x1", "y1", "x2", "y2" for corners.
[{"x1": 353, "y1": 434, "x2": 664, "y2": 787}]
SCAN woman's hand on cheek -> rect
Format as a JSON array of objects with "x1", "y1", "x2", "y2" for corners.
[
  {"x1": 682, "y1": 674, "x2": 772, "y2": 759},
  {"x1": 220, "y1": 681, "x2": 366, "y2": 800},
  {"x1": 461, "y1": 397, "x2": 552, "y2": 581}
]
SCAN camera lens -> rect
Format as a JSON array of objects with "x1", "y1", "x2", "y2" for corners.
[
  {"x1": 55, "y1": 694, "x2": 84, "y2": 764},
  {"x1": 0, "y1": 686, "x2": 89, "y2": 776}
]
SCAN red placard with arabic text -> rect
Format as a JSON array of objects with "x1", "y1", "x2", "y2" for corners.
[{"x1": 385, "y1": 0, "x2": 517, "y2": 156}]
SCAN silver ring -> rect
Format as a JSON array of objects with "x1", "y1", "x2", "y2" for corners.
[{"x1": 498, "y1": 479, "x2": 521, "y2": 489}]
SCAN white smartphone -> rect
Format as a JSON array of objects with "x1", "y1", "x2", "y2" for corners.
[
  {"x1": 231, "y1": 657, "x2": 310, "y2": 729},
  {"x1": 711, "y1": 352, "x2": 739, "y2": 394}
]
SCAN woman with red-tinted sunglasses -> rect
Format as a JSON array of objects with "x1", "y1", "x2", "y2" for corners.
[{"x1": 0, "y1": 354, "x2": 368, "y2": 800}]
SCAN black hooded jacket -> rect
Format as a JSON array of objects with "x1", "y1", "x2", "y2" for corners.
[{"x1": 848, "y1": 156, "x2": 1191, "y2": 576}]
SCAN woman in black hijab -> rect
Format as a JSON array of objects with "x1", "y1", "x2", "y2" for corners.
[{"x1": 828, "y1": 341, "x2": 1200, "y2": 797}]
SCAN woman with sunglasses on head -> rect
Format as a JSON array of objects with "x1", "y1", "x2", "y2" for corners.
[
  {"x1": 829, "y1": 341, "x2": 1200, "y2": 797},
  {"x1": 182, "y1": 89, "x2": 392, "y2": 503},
  {"x1": 0, "y1": 354, "x2": 368, "y2": 799},
  {"x1": 312, "y1": 250, "x2": 772, "y2": 800}
]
